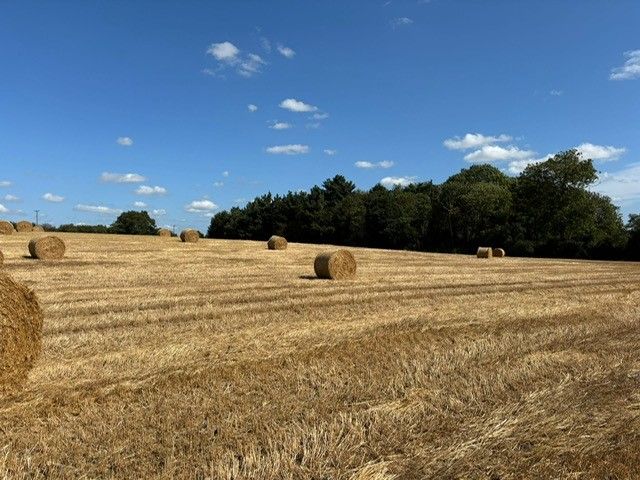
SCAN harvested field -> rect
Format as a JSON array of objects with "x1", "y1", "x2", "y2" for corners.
[{"x1": 0, "y1": 232, "x2": 639, "y2": 479}]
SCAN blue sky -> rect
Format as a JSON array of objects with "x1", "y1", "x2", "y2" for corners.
[{"x1": 1, "y1": 1, "x2": 639, "y2": 231}]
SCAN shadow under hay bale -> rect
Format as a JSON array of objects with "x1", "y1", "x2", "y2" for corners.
[
  {"x1": 314, "y1": 249, "x2": 357, "y2": 280},
  {"x1": 0, "y1": 221, "x2": 15, "y2": 235},
  {"x1": 180, "y1": 229, "x2": 199, "y2": 243},
  {"x1": 492, "y1": 248, "x2": 506, "y2": 258},
  {"x1": 158, "y1": 228, "x2": 172, "y2": 237},
  {"x1": 28, "y1": 236, "x2": 66, "y2": 260},
  {"x1": 267, "y1": 235, "x2": 288, "y2": 250},
  {"x1": 477, "y1": 247, "x2": 493, "y2": 259},
  {"x1": 15, "y1": 221, "x2": 33, "y2": 233},
  {"x1": 0, "y1": 271, "x2": 43, "y2": 394}
]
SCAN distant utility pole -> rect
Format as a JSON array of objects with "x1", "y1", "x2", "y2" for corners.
[
  {"x1": 34, "y1": 209, "x2": 40, "y2": 225},
  {"x1": 172, "y1": 224, "x2": 176, "y2": 234}
]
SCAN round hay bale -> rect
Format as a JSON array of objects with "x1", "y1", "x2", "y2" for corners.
[
  {"x1": 477, "y1": 247, "x2": 493, "y2": 259},
  {"x1": 180, "y1": 229, "x2": 199, "y2": 243},
  {"x1": 314, "y1": 249, "x2": 357, "y2": 280},
  {"x1": 267, "y1": 235, "x2": 288, "y2": 250},
  {"x1": 15, "y1": 221, "x2": 33, "y2": 233},
  {"x1": 32, "y1": 225, "x2": 45, "y2": 232},
  {"x1": 28, "y1": 236, "x2": 66, "y2": 260},
  {"x1": 158, "y1": 228, "x2": 172, "y2": 237},
  {"x1": 492, "y1": 248, "x2": 506, "y2": 258},
  {"x1": 0, "y1": 271, "x2": 43, "y2": 394},
  {"x1": 0, "y1": 221, "x2": 14, "y2": 235}
]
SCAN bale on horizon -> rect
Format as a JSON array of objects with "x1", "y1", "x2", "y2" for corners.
[
  {"x1": 0, "y1": 271, "x2": 43, "y2": 394},
  {"x1": 32, "y1": 225, "x2": 45, "y2": 232},
  {"x1": 0, "y1": 221, "x2": 15, "y2": 235},
  {"x1": 267, "y1": 235, "x2": 288, "y2": 250},
  {"x1": 28, "y1": 236, "x2": 66, "y2": 260},
  {"x1": 158, "y1": 228, "x2": 172, "y2": 237},
  {"x1": 492, "y1": 248, "x2": 506, "y2": 258},
  {"x1": 180, "y1": 229, "x2": 199, "y2": 243},
  {"x1": 15, "y1": 221, "x2": 33, "y2": 233},
  {"x1": 314, "y1": 249, "x2": 357, "y2": 280},
  {"x1": 477, "y1": 247, "x2": 493, "y2": 259}
]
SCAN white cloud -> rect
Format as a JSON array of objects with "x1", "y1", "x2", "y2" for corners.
[
  {"x1": 42, "y1": 193, "x2": 64, "y2": 203},
  {"x1": 464, "y1": 145, "x2": 535, "y2": 163},
  {"x1": 380, "y1": 176, "x2": 417, "y2": 188},
  {"x1": 279, "y1": 98, "x2": 318, "y2": 112},
  {"x1": 355, "y1": 160, "x2": 394, "y2": 169},
  {"x1": 444, "y1": 133, "x2": 512, "y2": 150},
  {"x1": 312, "y1": 112, "x2": 329, "y2": 120},
  {"x1": 238, "y1": 53, "x2": 266, "y2": 77},
  {"x1": 151, "y1": 209, "x2": 166, "y2": 216},
  {"x1": 391, "y1": 17, "x2": 414, "y2": 28},
  {"x1": 269, "y1": 121, "x2": 292, "y2": 130},
  {"x1": 133, "y1": 201, "x2": 147, "y2": 208},
  {"x1": 576, "y1": 143, "x2": 626, "y2": 162},
  {"x1": 0, "y1": 181, "x2": 11, "y2": 187},
  {"x1": 594, "y1": 163, "x2": 640, "y2": 203},
  {"x1": 185, "y1": 199, "x2": 218, "y2": 213},
  {"x1": 277, "y1": 44, "x2": 295, "y2": 58},
  {"x1": 74, "y1": 204, "x2": 121, "y2": 215},
  {"x1": 260, "y1": 37, "x2": 271, "y2": 53},
  {"x1": 135, "y1": 185, "x2": 167, "y2": 195},
  {"x1": 222, "y1": 171, "x2": 229, "y2": 177},
  {"x1": 248, "y1": 104, "x2": 258, "y2": 112},
  {"x1": 3, "y1": 194, "x2": 19, "y2": 201},
  {"x1": 609, "y1": 50, "x2": 640, "y2": 81},
  {"x1": 101, "y1": 172, "x2": 146, "y2": 183},
  {"x1": 116, "y1": 136, "x2": 133, "y2": 146},
  {"x1": 266, "y1": 144, "x2": 309, "y2": 155},
  {"x1": 0, "y1": 204, "x2": 8, "y2": 213},
  {"x1": 550, "y1": 89, "x2": 563, "y2": 96},
  {"x1": 306, "y1": 122, "x2": 321, "y2": 129},
  {"x1": 507, "y1": 154, "x2": 553, "y2": 175},
  {"x1": 206, "y1": 41, "x2": 240, "y2": 62},
  {"x1": 324, "y1": 149, "x2": 337, "y2": 156},
  {"x1": 213, "y1": 181, "x2": 224, "y2": 187}
]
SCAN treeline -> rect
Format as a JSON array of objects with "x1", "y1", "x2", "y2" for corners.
[{"x1": 208, "y1": 150, "x2": 639, "y2": 260}]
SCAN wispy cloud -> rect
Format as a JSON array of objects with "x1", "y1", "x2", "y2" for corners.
[
  {"x1": 266, "y1": 144, "x2": 309, "y2": 155},
  {"x1": 0, "y1": 204, "x2": 8, "y2": 213},
  {"x1": 269, "y1": 121, "x2": 292, "y2": 130},
  {"x1": 355, "y1": 160, "x2": 394, "y2": 169},
  {"x1": 507, "y1": 154, "x2": 553, "y2": 175},
  {"x1": 238, "y1": 53, "x2": 266, "y2": 77},
  {"x1": 594, "y1": 163, "x2": 640, "y2": 202},
  {"x1": 3, "y1": 194, "x2": 19, "y2": 201},
  {"x1": 135, "y1": 185, "x2": 167, "y2": 195},
  {"x1": 248, "y1": 104, "x2": 258, "y2": 112},
  {"x1": 151, "y1": 209, "x2": 166, "y2": 216},
  {"x1": 0, "y1": 181, "x2": 12, "y2": 187},
  {"x1": 213, "y1": 181, "x2": 224, "y2": 187},
  {"x1": 610, "y1": 50, "x2": 640, "y2": 81},
  {"x1": 74, "y1": 204, "x2": 121, "y2": 215},
  {"x1": 312, "y1": 112, "x2": 329, "y2": 120},
  {"x1": 116, "y1": 136, "x2": 133, "y2": 146},
  {"x1": 101, "y1": 172, "x2": 146, "y2": 183},
  {"x1": 207, "y1": 41, "x2": 240, "y2": 62},
  {"x1": 576, "y1": 143, "x2": 626, "y2": 161},
  {"x1": 549, "y1": 89, "x2": 563, "y2": 96},
  {"x1": 42, "y1": 193, "x2": 64, "y2": 203},
  {"x1": 206, "y1": 41, "x2": 266, "y2": 78},
  {"x1": 185, "y1": 199, "x2": 218, "y2": 213},
  {"x1": 133, "y1": 201, "x2": 147, "y2": 208},
  {"x1": 277, "y1": 44, "x2": 295, "y2": 58},
  {"x1": 279, "y1": 98, "x2": 318, "y2": 112},
  {"x1": 391, "y1": 17, "x2": 414, "y2": 28},
  {"x1": 222, "y1": 171, "x2": 229, "y2": 177},
  {"x1": 380, "y1": 176, "x2": 417, "y2": 188},
  {"x1": 444, "y1": 133, "x2": 512, "y2": 150},
  {"x1": 324, "y1": 149, "x2": 337, "y2": 156}
]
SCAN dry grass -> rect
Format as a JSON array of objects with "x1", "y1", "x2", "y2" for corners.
[{"x1": 0, "y1": 232, "x2": 639, "y2": 479}]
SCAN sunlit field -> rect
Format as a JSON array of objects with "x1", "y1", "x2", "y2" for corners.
[{"x1": 1, "y1": 232, "x2": 639, "y2": 479}]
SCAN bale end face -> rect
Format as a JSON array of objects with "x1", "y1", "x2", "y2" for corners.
[
  {"x1": 180, "y1": 229, "x2": 199, "y2": 243},
  {"x1": 267, "y1": 235, "x2": 288, "y2": 250},
  {"x1": 28, "y1": 236, "x2": 66, "y2": 260},
  {"x1": 0, "y1": 272, "x2": 43, "y2": 394},
  {"x1": 477, "y1": 247, "x2": 493, "y2": 259},
  {"x1": 314, "y1": 249, "x2": 357, "y2": 280},
  {"x1": 0, "y1": 221, "x2": 14, "y2": 235},
  {"x1": 492, "y1": 248, "x2": 506, "y2": 258},
  {"x1": 15, "y1": 221, "x2": 33, "y2": 233}
]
